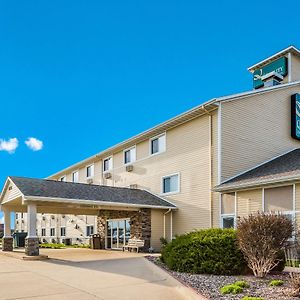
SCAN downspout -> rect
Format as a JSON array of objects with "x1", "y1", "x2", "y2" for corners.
[
  {"x1": 202, "y1": 105, "x2": 213, "y2": 228},
  {"x1": 163, "y1": 209, "x2": 171, "y2": 239}
]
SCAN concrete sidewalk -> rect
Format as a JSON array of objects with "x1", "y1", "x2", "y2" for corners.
[{"x1": 0, "y1": 248, "x2": 200, "y2": 300}]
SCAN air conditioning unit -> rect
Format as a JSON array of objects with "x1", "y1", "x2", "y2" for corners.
[
  {"x1": 126, "y1": 165, "x2": 134, "y2": 172},
  {"x1": 104, "y1": 172, "x2": 112, "y2": 179},
  {"x1": 87, "y1": 178, "x2": 93, "y2": 184},
  {"x1": 129, "y1": 184, "x2": 138, "y2": 189}
]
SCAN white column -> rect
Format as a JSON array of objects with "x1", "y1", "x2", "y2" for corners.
[
  {"x1": 2, "y1": 207, "x2": 11, "y2": 237},
  {"x1": 27, "y1": 203, "x2": 37, "y2": 238}
]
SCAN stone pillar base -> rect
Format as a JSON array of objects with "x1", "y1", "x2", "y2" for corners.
[
  {"x1": 25, "y1": 237, "x2": 39, "y2": 256},
  {"x1": 2, "y1": 237, "x2": 13, "y2": 251}
]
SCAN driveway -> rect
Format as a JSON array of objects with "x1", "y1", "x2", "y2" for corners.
[{"x1": 0, "y1": 248, "x2": 199, "y2": 300}]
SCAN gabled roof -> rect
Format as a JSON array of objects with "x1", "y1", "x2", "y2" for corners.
[
  {"x1": 248, "y1": 45, "x2": 300, "y2": 72},
  {"x1": 4, "y1": 176, "x2": 176, "y2": 209},
  {"x1": 214, "y1": 149, "x2": 300, "y2": 192}
]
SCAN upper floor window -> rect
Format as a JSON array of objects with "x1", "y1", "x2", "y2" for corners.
[
  {"x1": 72, "y1": 171, "x2": 79, "y2": 183},
  {"x1": 162, "y1": 173, "x2": 179, "y2": 194},
  {"x1": 221, "y1": 193, "x2": 235, "y2": 229},
  {"x1": 60, "y1": 176, "x2": 66, "y2": 182},
  {"x1": 41, "y1": 228, "x2": 46, "y2": 236},
  {"x1": 103, "y1": 157, "x2": 113, "y2": 172},
  {"x1": 150, "y1": 134, "x2": 166, "y2": 155},
  {"x1": 124, "y1": 147, "x2": 136, "y2": 164},
  {"x1": 86, "y1": 164, "x2": 94, "y2": 178}
]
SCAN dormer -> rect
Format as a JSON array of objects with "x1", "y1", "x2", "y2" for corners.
[{"x1": 248, "y1": 46, "x2": 300, "y2": 89}]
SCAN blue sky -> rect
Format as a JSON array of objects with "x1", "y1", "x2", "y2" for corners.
[{"x1": 0, "y1": 1, "x2": 300, "y2": 222}]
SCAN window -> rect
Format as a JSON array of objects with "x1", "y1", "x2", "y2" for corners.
[
  {"x1": 264, "y1": 186, "x2": 293, "y2": 212},
  {"x1": 41, "y1": 228, "x2": 46, "y2": 236},
  {"x1": 162, "y1": 174, "x2": 179, "y2": 194},
  {"x1": 103, "y1": 157, "x2": 113, "y2": 172},
  {"x1": 86, "y1": 165, "x2": 94, "y2": 178},
  {"x1": 50, "y1": 228, "x2": 55, "y2": 236},
  {"x1": 60, "y1": 176, "x2": 66, "y2": 182},
  {"x1": 60, "y1": 227, "x2": 66, "y2": 236},
  {"x1": 221, "y1": 193, "x2": 235, "y2": 229},
  {"x1": 124, "y1": 147, "x2": 136, "y2": 164},
  {"x1": 72, "y1": 171, "x2": 79, "y2": 183},
  {"x1": 86, "y1": 225, "x2": 94, "y2": 236},
  {"x1": 150, "y1": 134, "x2": 166, "y2": 155},
  {"x1": 16, "y1": 213, "x2": 18, "y2": 219}
]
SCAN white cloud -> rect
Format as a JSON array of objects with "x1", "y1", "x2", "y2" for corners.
[
  {"x1": 25, "y1": 137, "x2": 43, "y2": 151},
  {"x1": 0, "y1": 138, "x2": 19, "y2": 154}
]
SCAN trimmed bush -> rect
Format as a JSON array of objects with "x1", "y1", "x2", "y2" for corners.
[
  {"x1": 242, "y1": 297, "x2": 264, "y2": 300},
  {"x1": 269, "y1": 279, "x2": 284, "y2": 287},
  {"x1": 220, "y1": 284, "x2": 243, "y2": 295},
  {"x1": 235, "y1": 280, "x2": 249, "y2": 288},
  {"x1": 161, "y1": 228, "x2": 246, "y2": 275}
]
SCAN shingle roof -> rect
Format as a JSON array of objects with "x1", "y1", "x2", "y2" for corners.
[
  {"x1": 8, "y1": 176, "x2": 176, "y2": 209},
  {"x1": 214, "y1": 149, "x2": 300, "y2": 192}
]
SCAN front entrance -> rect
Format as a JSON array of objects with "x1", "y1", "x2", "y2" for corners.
[{"x1": 106, "y1": 219, "x2": 130, "y2": 249}]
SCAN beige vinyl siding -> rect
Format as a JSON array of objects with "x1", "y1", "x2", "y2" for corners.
[
  {"x1": 295, "y1": 184, "x2": 300, "y2": 211},
  {"x1": 151, "y1": 209, "x2": 164, "y2": 250},
  {"x1": 291, "y1": 54, "x2": 300, "y2": 82},
  {"x1": 236, "y1": 189, "x2": 262, "y2": 218},
  {"x1": 221, "y1": 85, "x2": 300, "y2": 182},
  {"x1": 2, "y1": 181, "x2": 22, "y2": 204}
]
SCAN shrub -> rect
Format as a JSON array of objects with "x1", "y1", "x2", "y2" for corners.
[
  {"x1": 161, "y1": 228, "x2": 246, "y2": 275},
  {"x1": 269, "y1": 279, "x2": 284, "y2": 286},
  {"x1": 237, "y1": 212, "x2": 293, "y2": 278},
  {"x1": 235, "y1": 280, "x2": 249, "y2": 288},
  {"x1": 220, "y1": 284, "x2": 243, "y2": 295},
  {"x1": 242, "y1": 297, "x2": 264, "y2": 300},
  {"x1": 159, "y1": 237, "x2": 168, "y2": 248}
]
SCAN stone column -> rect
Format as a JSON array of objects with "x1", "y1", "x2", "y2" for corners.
[
  {"x1": 2, "y1": 207, "x2": 13, "y2": 251},
  {"x1": 25, "y1": 203, "x2": 39, "y2": 256}
]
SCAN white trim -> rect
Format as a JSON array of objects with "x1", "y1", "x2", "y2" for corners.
[
  {"x1": 220, "y1": 192, "x2": 236, "y2": 229},
  {"x1": 161, "y1": 173, "x2": 180, "y2": 195},
  {"x1": 24, "y1": 195, "x2": 177, "y2": 210},
  {"x1": 103, "y1": 156, "x2": 113, "y2": 173},
  {"x1": 262, "y1": 188, "x2": 265, "y2": 212},
  {"x1": 217, "y1": 102, "x2": 222, "y2": 184},
  {"x1": 72, "y1": 170, "x2": 79, "y2": 183},
  {"x1": 247, "y1": 46, "x2": 300, "y2": 71},
  {"x1": 123, "y1": 145, "x2": 136, "y2": 165},
  {"x1": 288, "y1": 52, "x2": 292, "y2": 83}
]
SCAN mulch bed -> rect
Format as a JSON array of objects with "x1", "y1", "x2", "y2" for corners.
[{"x1": 146, "y1": 256, "x2": 296, "y2": 300}]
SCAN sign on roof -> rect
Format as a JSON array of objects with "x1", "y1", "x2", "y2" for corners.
[
  {"x1": 291, "y1": 94, "x2": 300, "y2": 141},
  {"x1": 253, "y1": 57, "x2": 288, "y2": 89}
]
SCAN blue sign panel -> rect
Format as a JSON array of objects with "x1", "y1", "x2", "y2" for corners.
[
  {"x1": 291, "y1": 94, "x2": 300, "y2": 140},
  {"x1": 253, "y1": 57, "x2": 288, "y2": 89}
]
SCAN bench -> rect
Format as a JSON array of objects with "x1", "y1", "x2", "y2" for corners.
[{"x1": 122, "y1": 239, "x2": 145, "y2": 253}]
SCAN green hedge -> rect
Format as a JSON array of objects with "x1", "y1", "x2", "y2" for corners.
[{"x1": 161, "y1": 228, "x2": 246, "y2": 275}]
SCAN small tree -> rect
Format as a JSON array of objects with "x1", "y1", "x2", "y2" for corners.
[{"x1": 237, "y1": 212, "x2": 293, "y2": 278}]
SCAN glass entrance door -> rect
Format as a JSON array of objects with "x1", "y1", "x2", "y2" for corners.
[{"x1": 106, "y1": 219, "x2": 130, "y2": 249}]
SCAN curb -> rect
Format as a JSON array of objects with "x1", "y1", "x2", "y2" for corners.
[{"x1": 143, "y1": 257, "x2": 209, "y2": 300}]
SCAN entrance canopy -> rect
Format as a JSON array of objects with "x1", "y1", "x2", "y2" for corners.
[{"x1": 0, "y1": 176, "x2": 176, "y2": 215}]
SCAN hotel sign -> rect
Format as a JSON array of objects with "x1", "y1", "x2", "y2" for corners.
[
  {"x1": 291, "y1": 94, "x2": 300, "y2": 140},
  {"x1": 253, "y1": 57, "x2": 288, "y2": 89}
]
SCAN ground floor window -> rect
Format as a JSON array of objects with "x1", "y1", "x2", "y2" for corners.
[
  {"x1": 41, "y1": 228, "x2": 46, "y2": 236},
  {"x1": 106, "y1": 219, "x2": 130, "y2": 249},
  {"x1": 50, "y1": 228, "x2": 55, "y2": 236},
  {"x1": 60, "y1": 227, "x2": 66, "y2": 236},
  {"x1": 221, "y1": 193, "x2": 236, "y2": 229},
  {"x1": 86, "y1": 225, "x2": 94, "y2": 236}
]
